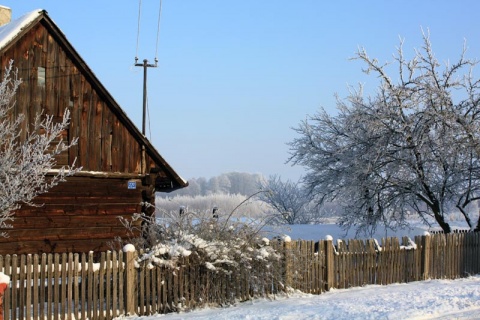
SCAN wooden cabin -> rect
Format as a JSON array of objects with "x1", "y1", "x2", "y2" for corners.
[{"x1": 0, "y1": 8, "x2": 188, "y2": 254}]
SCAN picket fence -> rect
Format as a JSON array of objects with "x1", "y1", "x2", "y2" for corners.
[{"x1": 0, "y1": 232, "x2": 479, "y2": 319}]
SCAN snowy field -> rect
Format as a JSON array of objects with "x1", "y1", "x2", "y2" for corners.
[
  {"x1": 116, "y1": 275, "x2": 480, "y2": 320},
  {"x1": 261, "y1": 223, "x2": 432, "y2": 241}
]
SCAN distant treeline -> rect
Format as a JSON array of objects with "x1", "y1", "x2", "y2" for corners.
[{"x1": 157, "y1": 172, "x2": 265, "y2": 198}]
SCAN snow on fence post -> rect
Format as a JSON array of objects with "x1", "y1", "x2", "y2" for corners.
[
  {"x1": 324, "y1": 236, "x2": 334, "y2": 291},
  {"x1": 0, "y1": 272, "x2": 9, "y2": 320},
  {"x1": 421, "y1": 233, "x2": 431, "y2": 280},
  {"x1": 123, "y1": 244, "x2": 137, "y2": 316},
  {"x1": 282, "y1": 236, "x2": 293, "y2": 289}
]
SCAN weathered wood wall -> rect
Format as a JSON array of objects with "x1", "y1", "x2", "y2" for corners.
[
  {"x1": 0, "y1": 16, "x2": 177, "y2": 254},
  {"x1": 0, "y1": 175, "x2": 153, "y2": 255},
  {"x1": 0, "y1": 21, "x2": 159, "y2": 173}
]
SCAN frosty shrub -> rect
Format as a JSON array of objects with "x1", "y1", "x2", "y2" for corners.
[
  {"x1": 0, "y1": 61, "x2": 79, "y2": 236},
  {"x1": 119, "y1": 195, "x2": 284, "y2": 301},
  {"x1": 127, "y1": 211, "x2": 280, "y2": 272}
]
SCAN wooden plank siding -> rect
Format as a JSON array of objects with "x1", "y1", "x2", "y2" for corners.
[
  {"x1": 0, "y1": 21, "x2": 157, "y2": 174},
  {"x1": 1, "y1": 176, "x2": 148, "y2": 254},
  {"x1": 0, "y1": 12, "x2": 187, "y2": 255}
]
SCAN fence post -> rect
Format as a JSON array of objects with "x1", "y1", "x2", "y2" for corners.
[
  {"x1": 324, "y1": 238, "x2": 334, "y2": 291},
  {"x1": 123, "y1": 244, "x2": 137, "y2": 316},
  {"x1": 283, "y1": 239, "x2": 293, "y2": 289},
  {"x1": 421, "y1": 234, "x2": 431, "y2": 280}
]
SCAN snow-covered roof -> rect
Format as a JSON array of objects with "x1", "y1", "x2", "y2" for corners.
[{"x1": 0, "y1": 9, "x2": 42, "y2": 52}]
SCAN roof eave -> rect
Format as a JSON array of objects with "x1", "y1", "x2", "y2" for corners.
[{"x1": 0, "y1": 10, "x2": 188, "y2": 190}]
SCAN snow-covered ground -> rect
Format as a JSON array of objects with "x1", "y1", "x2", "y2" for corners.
[
  {"x1": 262, "y1": 223, "x2": 431, "y2": 241},
  {"x1": 116, "y1": 275, "x2": 480, "y2": 320},
  {"x1": 261, "y1": 219, "x2": 473, "y2": 242}
]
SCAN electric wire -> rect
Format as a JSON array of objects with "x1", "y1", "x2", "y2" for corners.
[
  {"x1": 135, "y1": 0, "x2": 142, "y2": 62},
  {"x1": 154, "y1": 0, "x2": 163, "y2": 63},
  {"x1": 135, "y1": 0, "x2": 161, "y2": 141}
]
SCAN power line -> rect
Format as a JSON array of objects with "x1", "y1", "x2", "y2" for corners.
[
  {"x1": 155, "y1": 0, "x2": 163, "y2": 63},
  {"x1": 135, "y1": 0, "x2": 162, "y2": 64},
  {"x1": 134, "y1": 0, "x2": 162, "y2": 175},
  {"x1": 135, "y1": 0, "x2": 142, "y2": 62}
]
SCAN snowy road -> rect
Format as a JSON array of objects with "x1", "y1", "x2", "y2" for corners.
[{"x1": 116, "y1": 275, "x2": 480, "y2": 320}]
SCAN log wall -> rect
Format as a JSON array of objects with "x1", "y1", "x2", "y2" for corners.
[{"x1": 0, "y1": 175, "x2": 153, "y2": 255}]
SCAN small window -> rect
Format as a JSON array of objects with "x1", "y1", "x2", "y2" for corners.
[{"x1": 37, "y1": 66, "x2": 45, "y2": 87}]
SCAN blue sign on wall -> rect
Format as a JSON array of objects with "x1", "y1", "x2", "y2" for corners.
[{"x1": 128, "y1": 181, "x2": 136, "y2": 190}]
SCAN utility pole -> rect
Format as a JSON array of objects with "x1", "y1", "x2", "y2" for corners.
[{"x1": 135, "y1": 57, "x2": 157, "y2": 175}]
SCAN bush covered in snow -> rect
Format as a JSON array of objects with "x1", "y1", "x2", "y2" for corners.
[{"x1": 120, "y1": 199, "x2": 282, "y2": 278}]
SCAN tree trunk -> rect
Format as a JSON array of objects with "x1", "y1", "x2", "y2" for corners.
[
  {"x1": 433, "y1": 210, "x2": 451, "y2": 233},
  {"x1": 456, "y1": 205, "x2": 473, "y2": 229},
  {"x1": 474, "y1": 213, "x2": 480, "y2": 232},
  {"x1": 431, "y1": 202, "x2": 452, "y2": 234},
  {"x1": 429, "y1": 199, "x2": 452, "y2": 233}
]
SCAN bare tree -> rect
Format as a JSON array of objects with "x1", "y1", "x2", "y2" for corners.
[
  {"x1": 289, "y1": 31, "x2": 480, "y2": 234},
  {"x1": 0, "y1": 61, "x2": 79, "y2": 236},
  {"x1": 259, "y1": 175, "x2": 311, "y2": 224}
]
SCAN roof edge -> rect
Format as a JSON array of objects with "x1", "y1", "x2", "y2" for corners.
[{"x1": 0, "y1": 9, "x2": 188, "y2": 190}]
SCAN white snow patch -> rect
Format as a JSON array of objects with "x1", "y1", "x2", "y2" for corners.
[
  {"x1": 0, "y1": 10, "x2": 42, "y2": 51},
  {"x1": 205, "y1": 262, "x2": 216, "y2": 271},
  {"x1": 118, "y1": 275, "x2": 480, "y2": 320},
  {"x1": 400, "y1": 237, "x2": 417, "y2": 250},
  {"x1": 123, "y1": 244, "x2": 136, "y2": 253},
  {"x1": 373, "y1": 238, "x2": 382, "y2": 252},
  {"x1": 0, "y1": 272, "x2": 10, "y2": 284}
]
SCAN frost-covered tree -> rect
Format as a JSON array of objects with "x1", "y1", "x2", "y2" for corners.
[
  {"x1": 289, "y1": 32, "x2": 480, "y2": 234},
  {"x1": 259, "y1": 175, "x2": 311, "y2": 224},
  {"x1": 0, "y1": 61, "x2": 79, "y2": 235},
  {"x1": 155, "y1": 192, "x2": 270, "y2": 221},
  {"x1": 160, "y1": 173, "x2": 264, "y2": 197}
]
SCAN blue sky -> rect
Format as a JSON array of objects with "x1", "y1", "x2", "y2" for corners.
[{"x1": 3, "y1": 1, "x2": 480, "y2": 181}]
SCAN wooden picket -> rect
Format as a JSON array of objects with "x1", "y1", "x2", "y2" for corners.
[{"x1": 0, "y1": 232, "x2": 479, "y2": 319}]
